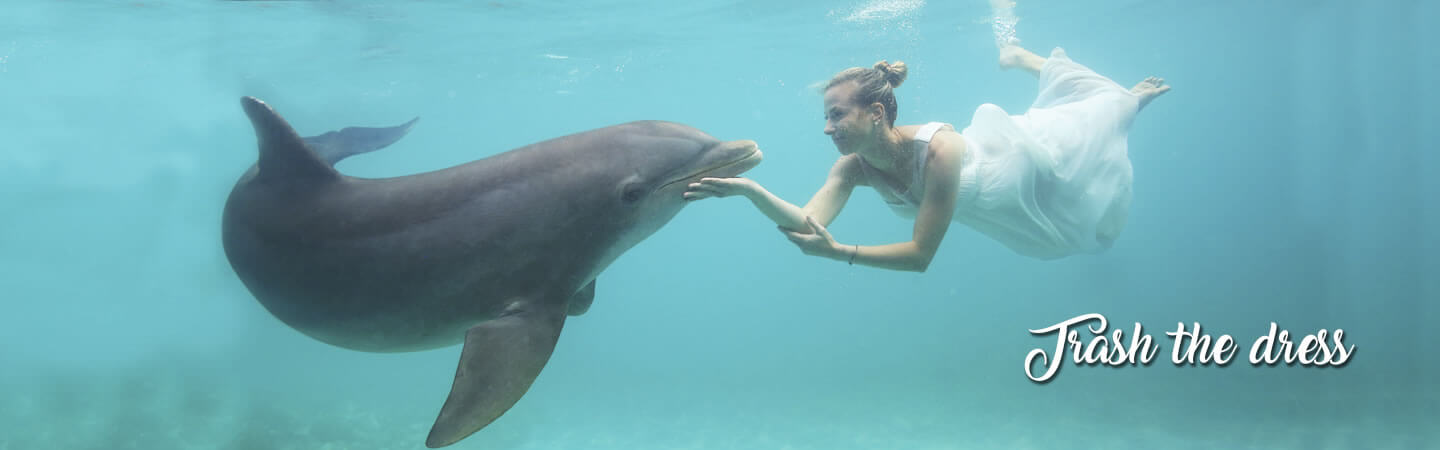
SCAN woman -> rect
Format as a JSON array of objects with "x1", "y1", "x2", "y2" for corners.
[{"x1": 684, "y1": 44, "x2": 1170, "y2": 271}]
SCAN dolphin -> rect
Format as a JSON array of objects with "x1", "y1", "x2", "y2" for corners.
[
  {"x1": 221, "y1": 96, "x2": 762, "y2": 448},
  {"x1": 301, "y1": 116, "x2": 421, "y2": 166}
]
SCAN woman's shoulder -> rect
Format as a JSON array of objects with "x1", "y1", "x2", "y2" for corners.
[
  {"x1": 929, "y1": 126, "x2": 963, "y2": 148},
  {"x1": 908, "y1": 122, "x2": 962, "y2": 156},
  {"x1": 898, "y1": 122, "x2": 958, "y2": 140},
  {"x1": 924, "y1": 127, "x2": 966, "y2": 174}
]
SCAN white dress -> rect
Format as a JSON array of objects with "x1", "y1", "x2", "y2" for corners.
[{"x1": 863, "y1": 47, "x2": 1141, "y2": 260}]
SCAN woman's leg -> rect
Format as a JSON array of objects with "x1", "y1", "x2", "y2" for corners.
[
  {"x1": 990, "y1": 0, "x2": 1044, "y2": 77},
  {"x1": 998, "y1": 44, "x2": 1046, "y2": 77},
  {"x1": 1003, "y1": 44, "x2": 1171, "y2": 110}
]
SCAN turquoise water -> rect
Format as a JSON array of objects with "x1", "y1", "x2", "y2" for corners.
[{"x1": 2, "y1": 0, "x2": 1435, "y2": 449}]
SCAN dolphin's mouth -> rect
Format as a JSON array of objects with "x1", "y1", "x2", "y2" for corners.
[{"x1": 658, "y1": 143, "x2": 763, "y2": 190}]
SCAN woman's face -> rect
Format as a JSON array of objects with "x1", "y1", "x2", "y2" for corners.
[{"x1": 823, "y1": 82, "x2": 876, "y2": 155}]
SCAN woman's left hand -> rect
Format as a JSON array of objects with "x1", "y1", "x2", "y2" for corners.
[{"x1": 779, "y1": 216, "x2": 847, "y2": 260}]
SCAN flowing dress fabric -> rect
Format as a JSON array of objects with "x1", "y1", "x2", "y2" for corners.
[
  {"x1": 879, "y1": 47, "x2": 1141, "y2": 260},
  {"x1": 958, "y1": 47, "x2": 1140, "y2": 259}
]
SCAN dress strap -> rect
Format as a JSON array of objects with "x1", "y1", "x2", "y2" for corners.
[
  {"x1": 908, "y1": 122, "x2": 952, "y2": 196},
  {"x1": 915, "y1": 121, "x2": 948, "y2": 142}
]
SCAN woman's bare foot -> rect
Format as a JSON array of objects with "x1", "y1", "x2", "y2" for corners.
[
  {"x1": 998, "y1": 44, "x2": 1024, "y2": 69},
  {"x1": 999, "y1": 44, "x2": 1045, "y2": 76},
  {"x1": 1131, "y1": 76, "x2": 1171, "y2": 110}
]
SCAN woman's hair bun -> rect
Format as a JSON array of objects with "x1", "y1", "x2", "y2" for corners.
[{"x1": 873, "y1": 60, "x2": 908, "y2": 88}]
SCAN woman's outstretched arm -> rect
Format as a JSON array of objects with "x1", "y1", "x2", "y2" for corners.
[
  {"x1": 780, "y1": 133, "x2": 965, "y2": 272},
  {"x1": 686, "y1": 134, "x2": 963, "y2": 273},
  {"x1": 686, "y1": 154, "x2": 866, "y2": 232}
]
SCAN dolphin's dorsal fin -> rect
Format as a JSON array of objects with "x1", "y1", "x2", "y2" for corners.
[
  {"x1": 241, "y1": 96, "x2": 338, "y2": 182},
  {"x1": 426, "y1": 298, "x2": 568, "y2": 448}
]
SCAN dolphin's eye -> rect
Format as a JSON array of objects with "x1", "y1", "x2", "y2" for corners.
[
  {"x1": 617, "y1": 175, "x2": 648, "y2": 205},
  {"x1": 622, "y1": 185, "x2": 645, "y2": 204}
]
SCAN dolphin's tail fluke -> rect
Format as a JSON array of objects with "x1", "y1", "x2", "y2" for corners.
[
  {"x1": 426, "y1": 300, "x2": 568, "y2": 448},
  {"x1": 303, "y1": 117, "x2": 420, "y2": 166}
]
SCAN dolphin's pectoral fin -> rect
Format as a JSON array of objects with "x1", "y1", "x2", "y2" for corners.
[
  {"x1": 566, "y1": 280, "x2": 595, "y2": 316},
  {"x1": 303, "y1": 117, "x2": 421, "y2": 166},
  {"x1": 426, "y1": 300, "x2": 567, "y2": 448}
]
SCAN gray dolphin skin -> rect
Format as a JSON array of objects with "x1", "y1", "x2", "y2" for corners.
[{"x1": 222, "y1": 96, "x2": 762, "y2": 448}]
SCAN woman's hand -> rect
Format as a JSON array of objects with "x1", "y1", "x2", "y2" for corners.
[
  {"x1": 779, "y1": 216, "x2": 848, "y2": 260},
  {"x1": 684, "y1": 177, "x2": 757, "y2": 201}
]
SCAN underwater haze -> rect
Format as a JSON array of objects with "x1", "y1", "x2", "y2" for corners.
[{"x1": 1, "y1": 0, "x2": 1435, "y2": 449}]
